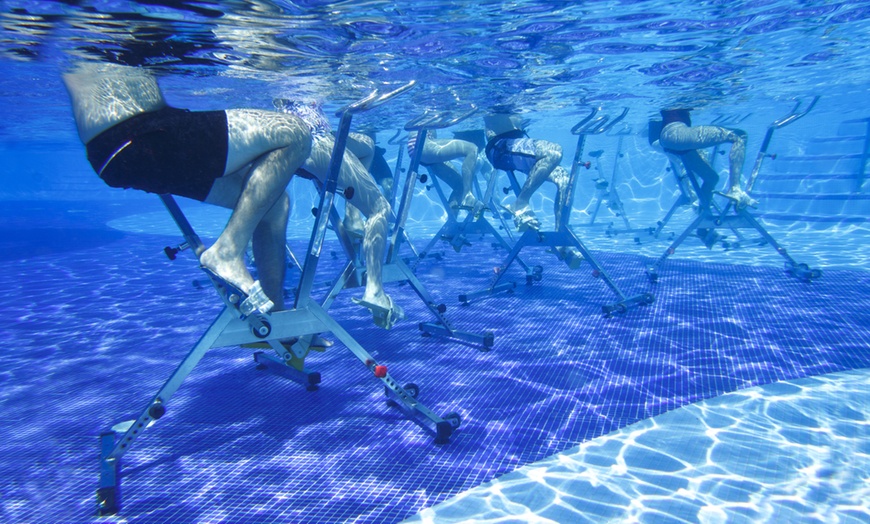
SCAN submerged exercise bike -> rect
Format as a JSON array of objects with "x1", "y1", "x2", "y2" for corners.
[
  {"x1": 96, "y1": 83, "x2": 463, "y2": 516},
  {"x1": 645, "y1": 97, "x2": 822, "y2": 283},
  {"x1": 461, "y1": 107, "x2": 655, "y2": 316}
]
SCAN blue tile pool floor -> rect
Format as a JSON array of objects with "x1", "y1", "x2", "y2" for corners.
[{"x1": 1, "y1": 200, "x2": 868, "y2": 523}]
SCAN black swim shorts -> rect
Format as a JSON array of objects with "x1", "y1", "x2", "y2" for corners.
[
  {"x1": 485, "y1": 130, "x2": 537, "y2": 174},
  {"x1": 85, "y1": 106, "x2": 229, "y2": 202}
]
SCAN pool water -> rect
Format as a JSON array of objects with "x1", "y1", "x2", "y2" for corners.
[{"x1": 0, "y1": 1, "x2": 868, "y2": 523}]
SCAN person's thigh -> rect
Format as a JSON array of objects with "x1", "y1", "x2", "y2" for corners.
[
  {"x1": 224, "y1": 109, "x2": 309, "y2": 175},
  {"x1": 531, "y1": 139, "x2": 561, "y2": 161},
  {"x1": 660, "y1": 123, "x2": 731, "y2": 151},
  {"x1": 421, "y1": 139, "x2": 463, "y2": 163}
]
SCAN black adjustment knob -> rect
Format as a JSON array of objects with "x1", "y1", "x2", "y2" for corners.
[{"x1": 149, "y1": 402, "x2": 166, "y2": 420}]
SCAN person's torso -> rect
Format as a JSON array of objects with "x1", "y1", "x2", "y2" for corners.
[
  {"x1": 66, "y1": 72, "x2": 167, "y2": 144},
  {"x1": 484, "y1": 113, "x2": 522, "y2": 136}
]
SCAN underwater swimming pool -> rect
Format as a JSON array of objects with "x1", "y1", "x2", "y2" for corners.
[{"x1": 1, "y1": 1, "x2": 868, "y2": 523}]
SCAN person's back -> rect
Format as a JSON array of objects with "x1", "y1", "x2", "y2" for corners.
[
  {"x1": 483, "y1": 112, "x2": 523, "y2": 138},
  {"x1": 63, "y1": 63, "x2": 167, "y2": 144}
]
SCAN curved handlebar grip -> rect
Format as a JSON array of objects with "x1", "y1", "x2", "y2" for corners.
[
  {"x1": 387, "y1": 129, "x2": 408, "y2": 145},
  {"x1": 404, "y1": 111, "x2": 437, "y2": 131},
  {"x1": 335, "y1": 80, "x2": 417, "y2": 117},
  {"x1": 571, "y1": 107, "x2": 629, "y2": 135},
  {"x1": 773, "y1": 96, "x2": 819, "y2": 129},
  {"x1": 571, "y1": 107, "x2": 599, "y2": 135},
  {"x1": 438, "y1": 104, "x2": 479, "y2": 127},
  {"x1": 595, "y1": 107, "x2": 629, "y2": 134},
  {"x1": 404, "y1": 104, "x2": 479, "y2": 131}
]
